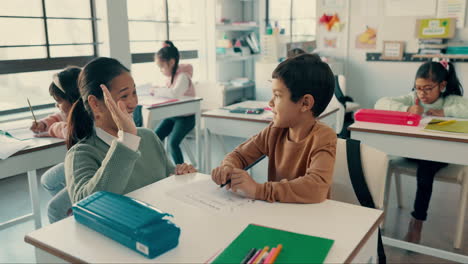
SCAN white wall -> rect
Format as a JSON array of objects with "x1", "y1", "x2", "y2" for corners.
[{"x1": 317, "y1": 0, "x2": 468, "y2": 109}]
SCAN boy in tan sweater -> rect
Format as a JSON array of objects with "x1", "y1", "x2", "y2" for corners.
[{"x1": 211, "y1": 54, "x2": 337, "y2": 203}]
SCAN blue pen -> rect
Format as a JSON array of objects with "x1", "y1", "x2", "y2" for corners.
[{"x1": 220, "y1": 155, "x2": 266, "y2": 188}]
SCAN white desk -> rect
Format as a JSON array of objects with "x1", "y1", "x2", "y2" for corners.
[
  {"x1": 25, "y1": 173, "x2": 383, "y2": 263},
  {"x1": 0, "y1": 135, "x2": 66, "y2": 230},
  {"x1": 349, "y1": 118, "x2": 468, "y2": 263},
  {"x1": 202, "y1": 101, "x2": 339, "y2": 172},
  {"x1": 140, "y1": 97, "x2": 202, "y2": 168}
]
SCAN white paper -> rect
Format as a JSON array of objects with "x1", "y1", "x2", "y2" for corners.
[
  {"x1": 0, "y1": 135, "x2": 30, "y2": 160},
  {"x1": 437, "y1": 0, "x2": 467, "y2": 28},
  {"x1": 385, "y1": 0, "x2": 437, "y2": 16},
  {"x1": 167, "y1": 179, "x2": 254, "y2": 213}
]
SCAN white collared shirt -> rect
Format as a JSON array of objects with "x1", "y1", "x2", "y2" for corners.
[{"x1": 95, "y1": 127, "x2": 141, "y2": 151}]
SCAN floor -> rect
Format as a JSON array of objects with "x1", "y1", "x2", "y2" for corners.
[{"x1": 0, "y1": 135, "x2": 466, "y2": 263}]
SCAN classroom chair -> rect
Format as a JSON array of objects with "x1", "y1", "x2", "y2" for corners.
[
  {"x1": 331, "y1": 138, "x2": 390, "y2": 210},
  {"x1": 334, "y1": 75, "x2": 360, "y2": 138},
  {"x1": 330, "y1": 138, "x2": 389, "y2": 263},
  {"x1": 385, "y1": 158, "x2": 468, "y2": 248}
]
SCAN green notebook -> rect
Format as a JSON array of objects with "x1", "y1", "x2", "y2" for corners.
[
  {"x1": 212, "y1": 224, "x2": 334, "y2": 264},
  {"x1": 425, "y1": 119, "x2": 468, "y2": 134}
]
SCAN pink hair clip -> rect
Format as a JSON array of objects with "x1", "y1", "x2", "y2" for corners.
[
  {"x1": 162, "y1": 42, "x2": 170, "y2": 48},
  {"x1": 440, "y1": 59, "x2": 449, "y2": 71}
]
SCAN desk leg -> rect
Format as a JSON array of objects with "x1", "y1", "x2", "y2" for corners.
[
  {"x1": 28, "y1": 170, "x2": 42, "y2": 229},
  {"x1": 195, "y1": 109, "x2": 201, "y2": 171},
  {"x1": 204, "y1": 127, "x2": 211, "y2": 173}
]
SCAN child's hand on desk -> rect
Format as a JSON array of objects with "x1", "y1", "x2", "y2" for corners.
[
  {"x1": 407, "y1": 98, "x2": 424, "y2": 115},
  {"x1": 30, "y1": 121, "x2": 46, "y2": 133},
  {"x1": 211, "y1": 165, "x2": 234, "y2": 185},
  {"x1": 425, "y1": 109, "x2": 445, "y2": 117},
  {"x1": 228, "y1": 168, "x2": 259, "y2": 199},
  {"x1": 175, "y1": 163, "x2": 197, "y2": 175}
]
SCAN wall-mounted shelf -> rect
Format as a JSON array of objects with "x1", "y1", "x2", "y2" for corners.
[
  {"x1": 216, "y1": 24, "x2": 258, "y2": 31},
  {"x1": 216, "y1": 55, "x2": 259, "y2": 62},
  {"x1": 366, "y1": 52, "x2": 468, "y2": 62}
]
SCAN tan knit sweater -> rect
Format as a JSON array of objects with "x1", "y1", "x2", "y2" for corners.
[{"x1": 222, "y1": 121, "x2": 337, "y2": 203}]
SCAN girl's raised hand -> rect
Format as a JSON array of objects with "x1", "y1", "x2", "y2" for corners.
[{"x1": 101, "y1": 84, "x2": 137, "y2": 135}]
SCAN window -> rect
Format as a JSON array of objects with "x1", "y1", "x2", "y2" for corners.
[
  {"x1": 0, "y1": 0, "x2": 99, "y2": 113},
  {"x1": 268, "y1": 0, "x2": 316, "y2": 42},
  {"x1": 127, "y1": 0, "x2": 201, "y2": 87}
]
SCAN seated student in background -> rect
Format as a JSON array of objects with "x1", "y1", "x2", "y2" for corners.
[
  {"x1": 211, "y1": 54, "x2": 337, "y2": 203},
  {"x1": 65, "y1": 57, "x2": 196, "y2": 204},
  {"x1": 153, "y1": 40, "x2": 196, "y2": 165},
  {"x1": 29, "y1": 66, "x2": 81, "y2": 223},
  {"x1": 375, "y1": 60, "x2": 468, "y2": 243}
]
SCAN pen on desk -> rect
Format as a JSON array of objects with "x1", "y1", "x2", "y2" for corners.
[
  {"x1": 219, "y1": 154, "x2": 267, "y2": 188},
  {"x1": 27, "y1": 98, "x2": 37, "y2": 123},
  {"x1": 436, "y1": 120, "x2": 456, "y2": 126},
  {"x1": 241, "y1": 248, "x2": 258, "y2": 264}
]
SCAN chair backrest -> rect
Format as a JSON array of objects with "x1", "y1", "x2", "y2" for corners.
[
  {"x1": 334, "y1": 75, "x2": 347, "y2": 106},
  {"x1": 331, "y1": 138, "x2": 389, "y2": 209}
]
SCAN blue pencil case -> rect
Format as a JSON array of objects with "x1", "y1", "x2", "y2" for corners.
[{"x1": 72, "y1": 191, "x2": 180, "y2": 259}]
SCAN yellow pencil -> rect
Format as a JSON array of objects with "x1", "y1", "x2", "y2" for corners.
[
  {"x1": 436, "y1": 120, "x2": 456, "y2": 126},
  {"x1": 252, "y1": 246, "x2": 269, "y2": 264},
  {"x1": 269, "y1": 244, "x2": 283, "y2": 264},
  {"x1": 27, "y1": 98, "x2": 37, "y2": 123}
]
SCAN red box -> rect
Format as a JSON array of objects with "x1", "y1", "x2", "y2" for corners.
[{"x1": 354, "y1": 109, "x2": 421, "y2": 126}]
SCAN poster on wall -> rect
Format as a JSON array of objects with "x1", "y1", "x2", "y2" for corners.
[
  {"x1": 355, "y1": 26, "x2": 377, "y2": 49},
  {"x1": 385, "y1": 0, "x2": 437, "y2": 16},
  {"x1": 437, "y1": 0, "x2": 466, "y2": 28},
  {"x1": 323, "y1": 36, "x2": 339, "y2": 49},
  {"x1": 415, "y1": 18, "x2": 456, "y2": 39}
]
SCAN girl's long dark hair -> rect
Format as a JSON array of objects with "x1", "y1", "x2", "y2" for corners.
[
  {"x1": 415, "y1": 61, "x2": 463, "y2": 97},
  {"x1": 156, "y1": 40, "x2": 180, "y2": 85},
  {"x1": 66, "y1": 57, "x2": 129, "y2": 149}
]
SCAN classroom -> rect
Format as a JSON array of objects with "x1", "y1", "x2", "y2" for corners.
[{"x1": 1, "y1": 0, "x2": 468, "y2": 263}]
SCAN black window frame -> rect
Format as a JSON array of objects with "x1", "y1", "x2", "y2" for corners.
[{"x1": 0, "y1": 0, "x2": 100, "y2": 115}]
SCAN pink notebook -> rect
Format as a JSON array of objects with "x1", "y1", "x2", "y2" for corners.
[{"x1": 139, "y1": 96, "x2": 179, "y2": 107}]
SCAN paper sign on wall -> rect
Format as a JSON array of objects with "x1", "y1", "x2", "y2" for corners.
[
  {"x1": 415, "y1": 18, "x2": 456, "y2": 39},
  {"x1": 437, "y1": 0, "x2": 466, "y2": 28}
]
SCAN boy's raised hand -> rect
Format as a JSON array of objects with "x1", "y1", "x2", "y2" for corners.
[
  {"x1": 101, "y1": 84, "x2": 137, "y2": 135},
  {"x1": 228, "y1": 168, "x2": 258, "y2": 199},
  {"x1": 211, "y1": 165, "x2": 233, "y2": 185},
  {"x1": 407, "y1": 97, "x2": 424, "y2": 115}
]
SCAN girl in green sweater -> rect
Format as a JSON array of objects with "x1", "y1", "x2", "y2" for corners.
[
  {"x1": 65, "y1": 57, "x2": 196, "y2": 204},
  {"x1": 375, "y1": 60, "x2": 468, "y2": 244}
]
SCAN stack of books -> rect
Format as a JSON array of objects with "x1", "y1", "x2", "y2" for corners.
[
  {"x1": 446, "y1": 42, "x2": 468, "y2": 55},
  {"x1": 417, "y1": 39, "x2": 447, "y2": 55}
]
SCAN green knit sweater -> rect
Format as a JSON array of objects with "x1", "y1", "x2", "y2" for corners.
[
  {"x1": 65, "y1": 128, "x2": 175, "y2": 203},
  {"x1": 375, "y1": 93, "x2": 468, "y2": 118}
]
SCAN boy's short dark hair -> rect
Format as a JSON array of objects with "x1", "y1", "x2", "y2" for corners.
[{"x1": 272, "y1": 53, "x2": 334, "y2": 117}]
